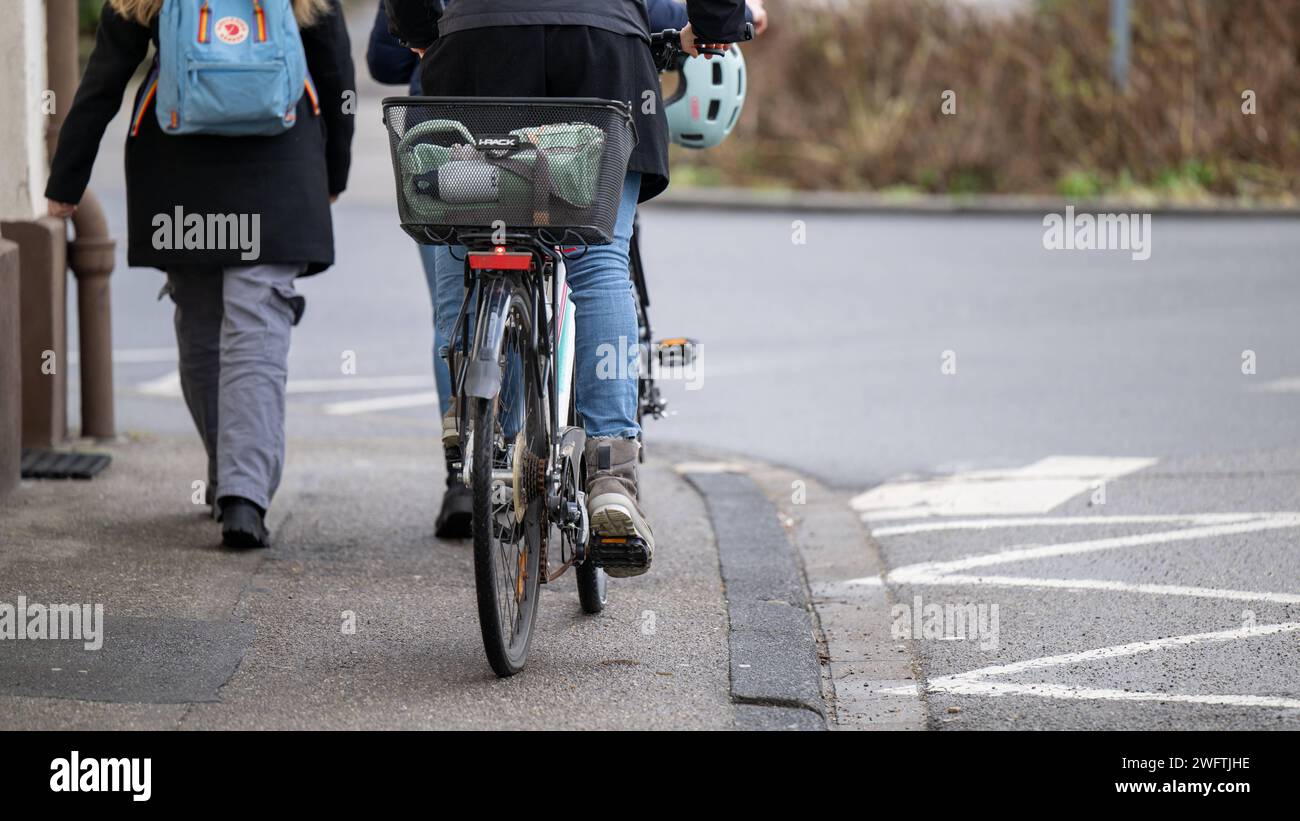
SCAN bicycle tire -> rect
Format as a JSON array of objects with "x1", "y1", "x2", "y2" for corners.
[
  {"x1": 568, "y1": 378, "x2": 609, "y2": 613},
  {"x1": 471, "y1": 288, "x2": 546, "y2": 677}
]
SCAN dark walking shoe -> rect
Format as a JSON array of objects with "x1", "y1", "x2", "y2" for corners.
[
  {"x1": 435, "y1": 449, "x2": 472, "y2": 539},
  {"x1": 585, "y1": 438, "x2": 655, "y2": 578},
  {"x1": 436, "y1": 483, "x2": 473, "y2": 539},
  {"x1": 220, "y1": 497, "x2": 269, "y2": 549}
]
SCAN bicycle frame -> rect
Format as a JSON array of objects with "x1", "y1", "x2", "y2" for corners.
[{"x1": 446, "y1": 236, "x2": 582, "y2": 544}]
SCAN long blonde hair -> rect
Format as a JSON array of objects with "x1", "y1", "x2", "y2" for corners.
[{"x1": 109, "y1": 0, "x2": 332, "y2": 28}]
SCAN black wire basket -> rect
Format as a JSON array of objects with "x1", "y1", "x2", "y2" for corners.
[{"x1": 382, "y1": 97, "x2": 637, "y2": 246}]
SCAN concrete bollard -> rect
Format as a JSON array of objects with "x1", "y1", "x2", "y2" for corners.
[{"x1": 0, "y1": 218, "x2": 68, "y2": 449}]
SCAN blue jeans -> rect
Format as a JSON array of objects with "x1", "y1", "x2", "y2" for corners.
[
  {"x1": 434, "y1": 171, "x2": 642, "y2": 440},
  {"x1": 417, "y1": 244, "x2": 453, "y2": 418}
]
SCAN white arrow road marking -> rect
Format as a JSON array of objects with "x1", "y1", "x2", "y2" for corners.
[
  {"x1": 868, "y1": 512, "x2": 1300, "y2": 604},
  {"x1": 851, "y1": 456, "x2": 1156, "y2": 521},
  {"x1": 881, "y1": 622, "x2": 1300, "y2": 709}
]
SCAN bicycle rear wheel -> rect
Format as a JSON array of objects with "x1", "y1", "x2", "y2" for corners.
[{"x1": 471, "y1": 289, "x2": 547, "y2": 677}]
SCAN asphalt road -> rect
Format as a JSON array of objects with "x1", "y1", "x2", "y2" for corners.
[{"x1": 40, "y1": 8, "x2": 1300, "y2": 729}]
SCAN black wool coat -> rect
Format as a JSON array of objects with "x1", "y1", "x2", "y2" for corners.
[
  {"x1": 385, "y1": 0, "x2": 749, "y2": 202},
  {"x1": 46, "y1": 1, "x2": 356, "y2": 276}
]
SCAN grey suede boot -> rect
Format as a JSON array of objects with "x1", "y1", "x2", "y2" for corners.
[
  {"x1": 441, "y1": 401, "x2": 460, "y2": 448},
  {"x1": 585, "y1": 437, "x2": 655, "y2": 577}
]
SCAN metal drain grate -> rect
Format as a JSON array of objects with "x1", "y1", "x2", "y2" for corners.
[{"x1": 20, "y1": 449, "x2": 112, "y2": 480}]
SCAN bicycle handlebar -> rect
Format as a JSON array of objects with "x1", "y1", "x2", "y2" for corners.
[{"x1": 649, "y1": 22, "x2": 754, "y2": 73}]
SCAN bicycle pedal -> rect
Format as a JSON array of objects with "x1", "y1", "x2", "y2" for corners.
[
  {"x1": 588, "y1": 535, "x2": 652, "y2": 571},
  {"x1": 652, "y1": 337, "x2": 699, "y2": 369}
]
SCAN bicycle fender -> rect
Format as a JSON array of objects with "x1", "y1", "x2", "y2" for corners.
[{"x1": 464, "y1": 276, "x2": 515, "y2": 401}]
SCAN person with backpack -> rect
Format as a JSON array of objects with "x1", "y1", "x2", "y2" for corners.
[
  {"x1": 383, "y1": 0, "x2": 748, "y2": 577},
  {"x1": 46, "y1": 0, "x2": 355, "y2": 548}
]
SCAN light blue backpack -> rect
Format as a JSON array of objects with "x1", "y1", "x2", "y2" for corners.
[{"x1": 156, "y1": 0, "x2": 313, "y2": 136}]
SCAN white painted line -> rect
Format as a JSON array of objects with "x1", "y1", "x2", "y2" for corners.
[
  {"x1": 1253, "y1": 376, "x2": 1300, "y2": 393},
  {"x1": 287, "y1": 375, "x2": 434, "y2": 394},
  {"x1": 887, "y1": 514, "x2": 1300, "y2": 586},
  {"x1": 842, "y1": 575, "x2": 884, "y2": 587},
  {"x1": 871, "y1": 512, "x2": 1260, "y2": 537},
  {"x1": 919, "y1": 573, "x2": 1300, "y2": 605},
  {"x1": 136, "y1": 369, "x2": 182, "y2": 397},
  {"x1": 324, "y1": 391, "x2": 439, "y2": 416},
  {"x1": 135, "y1": 372, "x2": 435, "y2": 401},
  {"x1": 70, "y1": 347, "x2": 177, "y2": 366},
  {"x1": 882, "y1": 622, "x2": 1300, "y2": 709},
  {"x1": 674, "y1": 461, "x2": 748, "y2": 475},
  {"x1": 851, "y1": 456, "x2": 1157, "y2": 520}
]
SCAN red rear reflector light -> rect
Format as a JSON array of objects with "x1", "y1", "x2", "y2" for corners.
[{"x1": 469, "y1": 252, "x2": 532, "y2": 270}]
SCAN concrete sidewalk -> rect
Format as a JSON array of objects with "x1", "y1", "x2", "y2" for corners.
[{"x1": 0, "y1": 432, "x2": 740, "y2": 730}]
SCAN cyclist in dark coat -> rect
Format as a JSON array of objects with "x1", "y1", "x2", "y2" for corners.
[
  {"x1": 366, "y1": 0, "x2": 759, "y2": 540},
  {"x1": 384, "y1": 0, "x2": 748, "y2": 577}
]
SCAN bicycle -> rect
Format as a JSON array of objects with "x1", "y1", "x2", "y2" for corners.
[{"x1": 382, "y1": 28, "x2": 745, "y2": 677}]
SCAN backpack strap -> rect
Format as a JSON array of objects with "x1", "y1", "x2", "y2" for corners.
[
  {"x1": 130, "y1": 59, "x2": 162, "y2": 137},
  {"x1": 303, "y1": 74, "x2": 320, "y2": 116}
]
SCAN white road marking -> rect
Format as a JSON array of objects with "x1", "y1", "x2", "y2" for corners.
[
  {"x1": 842, "y1": 575, "x2": 884, "y2": 587},
  {"x1": 135, "y1": 371, "x2": 436, "y2": 406},
  {"x1": 1253, "y1": 376, "x2": 1300, "y2": 393},
  {"x1": 881, "y1": 622, "x2": 1300, "y2": 708},
  {"x1": 888, "y1": 513, "x2": 1300, "y2": 579},
  {"x1": 137, "y1": 369, "x2": 182, "y2": 397},
  {"x1": 852, "y1": 455, "x2": 1300, "y2": 710},
  {"x1": 323, "y1": 391, "x2": 439, "y2": 416},
  {"x1": 910, "y1": 574, "x2": 1300, "y2": 605},
  {"x1": 872, "y1": 512, "x2": 1260, "y2": 537},
  {"x1": 287, "y1": 375, "x2": 434, "y2": 394},
  {"x1": 851, "y1": 456, "x2": 1156, "y2": 520},
  {"x1": 69, "y1": 347, "x2": 177, "y2": 366},
  {"x1": 674, "y1": 461, "x2": 749, "y2": 474}
]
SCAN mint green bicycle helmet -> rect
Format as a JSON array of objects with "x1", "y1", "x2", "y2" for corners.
[{"x1": 664, "y1": 45, "x2": 747, "y2": 149}]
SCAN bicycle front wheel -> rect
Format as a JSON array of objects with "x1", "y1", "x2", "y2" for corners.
[{"x1": 470, "y1": 290, "x2": 547, "y2": 677}]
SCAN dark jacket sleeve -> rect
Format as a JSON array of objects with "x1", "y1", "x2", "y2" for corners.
[
  {"x1": 647, "y1": 0, "x2": 751, "y2": 33},
  {"x1": 302, "y1": 1, "x2": 356, "y2": 196},
  {"x1": 45, "y1": 3, "x2": 151, "y2": 205},
  {"x1": 367, "y1": 0, "x2": 420, "y2": 85},
  {"x1": 647, "y1": 0, "x2": 689, "y2": 31},
  {"x1": 685, "y1": 0, "x2": 747, "y2": 42},
  {"x1": 384, "y1": 0, "x2": 443, "y2": 49}
]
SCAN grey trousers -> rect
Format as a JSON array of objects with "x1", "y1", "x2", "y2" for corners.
[{"x1": 163, "y1": 263, "x2": 306, "y2": 510}]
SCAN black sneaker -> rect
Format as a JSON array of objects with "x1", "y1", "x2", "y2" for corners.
[
  {"x1": 435, "y1": 483, "x2": 472, "y2": 539},
  {"x1": 435, "y1": 449, "x2": 472, "y2": 539},
  {"x1": 220, "y1": 497, "x2": 269, "y2": 549}
]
